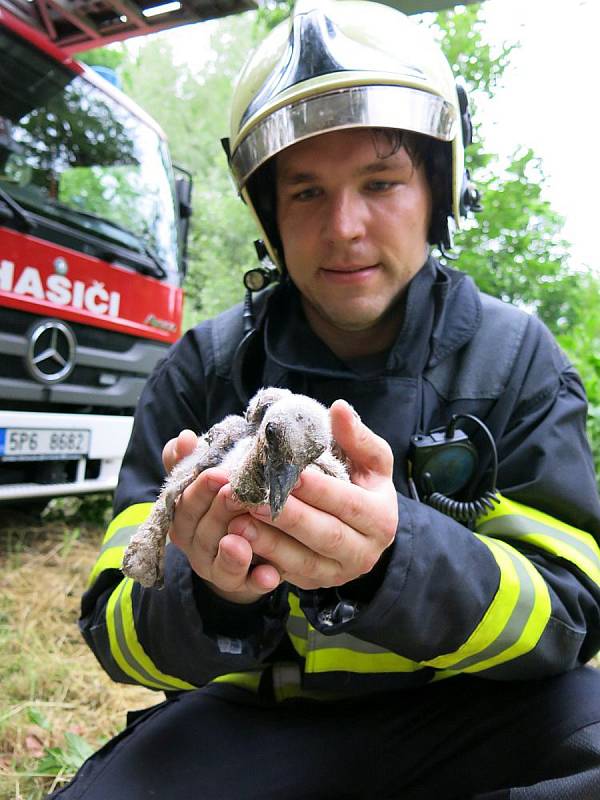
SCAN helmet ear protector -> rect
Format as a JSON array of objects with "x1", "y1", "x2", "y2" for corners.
[{"x1": 456, "y1": 81, "x2": 482, "y2": 219}]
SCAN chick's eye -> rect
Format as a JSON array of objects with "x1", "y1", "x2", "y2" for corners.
[{"x1": 265, "y1": 421, "x2": 278, "y2": 443}]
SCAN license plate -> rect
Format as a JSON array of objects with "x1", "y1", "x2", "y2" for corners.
[{"x1": 0, "y1": 428, "x2": 91, "y2": 461}]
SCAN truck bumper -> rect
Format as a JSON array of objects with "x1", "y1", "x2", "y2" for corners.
[{"x1": 0, "y1": 410, "x2": 133, "y2": 500}]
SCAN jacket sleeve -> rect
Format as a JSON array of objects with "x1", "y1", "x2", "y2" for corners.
[
  {"x1": 300, "y1": 315, "x2": 600, "y2": 680},
  {"x1": 79, "y1": 329, "x2": 290, "y2": 690}
]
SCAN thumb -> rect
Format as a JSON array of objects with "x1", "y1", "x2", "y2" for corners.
[
  {"x1": 330, "y1": 400, "x2": 394, "y2": 485},
  {"x1": 162, "y1": 429, "x2": 198, "y2": 473}
]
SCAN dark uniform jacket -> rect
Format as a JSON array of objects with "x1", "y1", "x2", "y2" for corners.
[{"x1": 81, "y1": 258, "x2": 600, "y2": 700}]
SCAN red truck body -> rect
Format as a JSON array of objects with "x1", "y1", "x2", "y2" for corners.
[{"x1": 0, "y1": 7, "x2": 187, "y2": 499}]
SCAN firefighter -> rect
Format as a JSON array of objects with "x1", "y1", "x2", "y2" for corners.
[{"x1": 50, "y1": 1, "x2": 600, "y2": 798}]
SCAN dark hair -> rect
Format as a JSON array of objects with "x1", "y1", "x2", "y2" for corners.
[
  {"x1": 370, "y1": 129, "x2": 452, "y2": 248},
  {"x1": 246, "y1": 127, "x2": 452, "y2": 265}
]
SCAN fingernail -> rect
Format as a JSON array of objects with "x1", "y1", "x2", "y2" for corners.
[
  {"x1": 207, "y1": 478, "x2": 223, "y2": 492},
  {"x1": 347, "y1": 402, "x2": 361, "y2": 424}
]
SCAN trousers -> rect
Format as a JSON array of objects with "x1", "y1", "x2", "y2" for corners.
[{"x1": 48, "y1": 666, "x2": 600, "y2": 799}]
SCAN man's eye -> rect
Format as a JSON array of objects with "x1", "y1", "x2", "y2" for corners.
[
  {"x1": 292, "y1": 187, "x2": 321, "y2": 201},
  {"x1": 367, "y1": 180, "x2": 396, "y2": 192}
]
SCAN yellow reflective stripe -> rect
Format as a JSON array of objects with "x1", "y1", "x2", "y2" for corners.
[
  {"x1": 424, "y1": 536, "x2": 550, "y2": 672},
  {"x1": 288, "y1": 593, "x2": 304, "y2": 619},
  {"x1": 476, "y1": 495, "x2": 600, "y2": 587},
  {"x1": 289, "y1": 632, "x2": 308, "y2": 657},
  {"x1": 88, "y1": 503, "x2": 153, "y2": 587},
  {"x1": 307, "y1": 643, "x2": 424, "y2": 674},
  {"x1": 424, "y1": 537, "x2": 520, "y2": 669},
  {"x1": 287, "y1": 593, "x2": 308, "y2": 657},
  {"x1": 272, "y1": 663, "x2": 339, "y2": 702},
  {"x1": 211, "y1": 671, "x2": 262, "y2": 692},
  {"x1": 289, "y1": 591, "x2": 423, "y2": 673},
  {"x1": 459, "y1": 540, "x2": 551, "y2": 673},
  {"x1": 106, "y1": 577, "x2": 196, "y2": 691},
  {"x1": 102, "y1": 502, "x2": 154, "y2": 545}
]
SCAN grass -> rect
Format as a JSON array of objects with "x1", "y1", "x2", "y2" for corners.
[{"x1": 0, "y1": 498, "x2": 157, "y2": 800}]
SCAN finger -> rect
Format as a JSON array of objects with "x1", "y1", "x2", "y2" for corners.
[
  {"x1": 247, "y1": 562, "x2": 282, "y2": 594},
  {"x1": 162, "y1": 429, "x2": 198, "y2": 472},
  {"x1": 330, "y1": 400, "x2": 394, "y2": 486},
  {"x1": 229, "y1": 514, "x2": 344, "y2": 586},
  {"x1": 213, "y1": 535, "x2": 281, "y2": 596},
  {"x1": 211, "y1": 533, "x2": 254, "y2": 592},
  {"x1": 289, "y1": 469, "x2": 396, "y2": 540},
  {"x1": 170, "y1": 478, "x2": 239, "y2": 552}
]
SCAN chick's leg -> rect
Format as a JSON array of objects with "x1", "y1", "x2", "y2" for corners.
[{"x1": 121, "y1": 443, "x2": 209, "y2": 588}]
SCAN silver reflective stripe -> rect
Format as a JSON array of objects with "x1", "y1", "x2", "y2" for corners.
[
  {"x1": 444, "y1": 547, "x2": 536, "y2": 671},
  {"x1": 288, "y1": 613, "x2": 394, "y2": 655},
  {"x1": 112, "y1": 581, "x2": 175, "y2": 691},
  {"x1": 100, "y1": 524, "x2": 138, "y2": 554},
  {"x1": 231, "y1": 85, "x2": 456, "y2": 189},
  {"x1": 286, "y1": 614, "x2": 308, "y2": 638},
  {"x1": 309, "y1": 630, "x2": 393, "y2": 655},
  {"x1": 477, "y1": 514, "x2": 600, "y2": 567}
]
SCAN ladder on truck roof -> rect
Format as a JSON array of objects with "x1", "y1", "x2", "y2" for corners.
[
  {"x1": 0, "y1": 0, "x2": 481, "y2": 54},
  {"x1": 0, "y1": 0, "x2": 256, "y2": 53}
]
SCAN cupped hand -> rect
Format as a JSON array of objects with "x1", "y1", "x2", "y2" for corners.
[
  {"x1": 162, "y1": 429, "x2": 282, "y2": 604},
  {"x1": 228, "y1": 400, "x2": 398, "y2": 590}
]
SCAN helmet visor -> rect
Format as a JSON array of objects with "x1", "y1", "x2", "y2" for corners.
[{"x1": 231, "y1": 84, "x2": 457, "y2": 190}]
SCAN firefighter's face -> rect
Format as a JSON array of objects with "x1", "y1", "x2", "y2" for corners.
[{"x1": 276, "y1": 128, "x2": 431, "y2": 355}]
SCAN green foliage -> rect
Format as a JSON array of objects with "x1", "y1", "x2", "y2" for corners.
[
  {"x1": 254, "y1": 0, "x2": 294, "y2": 34},
  {"x1": 432, "y1": 5, "x2": 516, "y2": 101},
  {"x1": 78, "y1": 44, "x2": 127, "y2": 70},
  {"x1": 557, "y1": 285, "x2": 600, "y2": 486},
  {"x1": 455, "y1": 149, "x2": 584, "y2": 332},
  {"x1": 41, "y1": 493, "x2": 113, "y2": 526},
  {"x1": 116, "y1": 18, "x2": 262, "y2": 325},
  {"x1": 427, "y1": 4, "x2": 590, "y2": 333},
  {"x1": 35, "y1": 730, "x2": 96, "y2": 776}
]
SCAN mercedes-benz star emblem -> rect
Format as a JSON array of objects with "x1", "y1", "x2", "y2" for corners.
[{"x1": 26, "y1": 320, "x2": 77, "y2": 384}]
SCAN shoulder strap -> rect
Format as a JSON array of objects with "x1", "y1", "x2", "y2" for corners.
[
  {"x1": 210, "y1": 284, "x2": 275, "y2": 381},
  {"x1": 424, "y1": 293, "x2": 530, "y2": 401}
]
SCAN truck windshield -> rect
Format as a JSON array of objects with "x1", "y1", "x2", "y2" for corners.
[{"x1": 0, "y1": 28, "x2": 180, "y2": 280}]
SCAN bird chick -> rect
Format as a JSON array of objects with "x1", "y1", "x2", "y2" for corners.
[
  {"x1": 229, "y1": 392, "x2": 349, "y2": 517},
  {"x1": 121, "y1": 388, "x2": 348, "y2": 588}
]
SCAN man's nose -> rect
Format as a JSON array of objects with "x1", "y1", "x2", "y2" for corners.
[{"x1": 321, "y1": 190, "x2": 366, "y2": 243}]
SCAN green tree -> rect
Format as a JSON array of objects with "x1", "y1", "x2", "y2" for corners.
[
  {"x1": 432, "y1": 5, "x2": 596, "y2": 333},
  {"x1": 117, "y1": 20, "x2": 261, "y2": 326},
  {"x1": 78, "y1": 45, "x2": 127, "y2": 71}
]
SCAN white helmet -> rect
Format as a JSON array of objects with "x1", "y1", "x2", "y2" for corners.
[{"x1": 226, "y1": 0, "x2": 478, "y2": 269}]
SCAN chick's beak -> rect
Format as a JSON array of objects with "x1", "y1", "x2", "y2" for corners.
[{"x1": 266, "y1": 461, "x2": 300, "y2": 519}]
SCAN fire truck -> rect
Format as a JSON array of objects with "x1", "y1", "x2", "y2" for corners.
[
  {"x1": 0, "y1": 0, "x2": 253, "y2": 502},
  {"x1": 0, "y1": 0, "x2": 470, "y2": 503}
]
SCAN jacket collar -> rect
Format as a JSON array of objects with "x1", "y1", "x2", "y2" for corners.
[{"x1": 261, "y1": 256, "x2": 482, "y2": 380}]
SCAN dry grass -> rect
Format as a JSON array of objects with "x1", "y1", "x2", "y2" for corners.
[{"x1": 0, "y1": 504, "x2": 157, "y2": 800}]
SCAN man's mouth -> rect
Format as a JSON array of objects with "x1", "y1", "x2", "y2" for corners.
[
  {"x1": 320, "y1": 264, "x2": 379, "y2": 281},
  {"x1": 323, "y1": 263, "x2": 378, "y2": 272}
]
